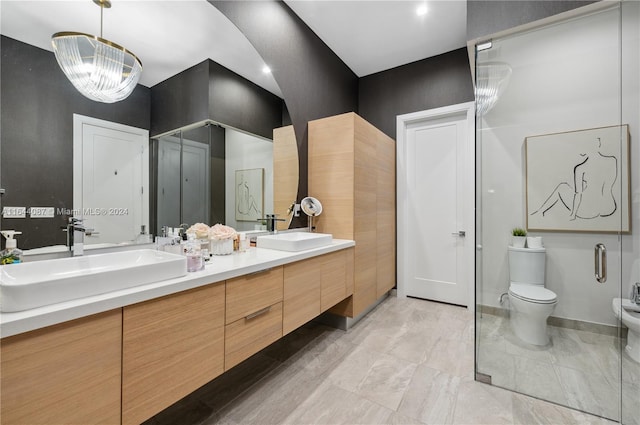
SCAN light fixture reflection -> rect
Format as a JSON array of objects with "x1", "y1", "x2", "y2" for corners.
[
  {"x1": 416, "y1": 4, "x2": 428, "y2": 16},
  {"x1": 51, "y1": 0, "x2": 142, "y2": 103},
  {"x1": 475, "y1": 62, "x2": 512, "y2": 116}
]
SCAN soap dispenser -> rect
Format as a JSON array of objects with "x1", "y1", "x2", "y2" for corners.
[{"x1": 1, "y1": 230, "x2": 23, "y2": 265}]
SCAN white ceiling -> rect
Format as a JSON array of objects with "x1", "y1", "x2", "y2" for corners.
[
  {"x1": 285, "y1": 0, "x2": 467, "y2": 77},
  {"x1": 0, "y1": 0, "x2": 468, "y2": 96},
  {"x1": 0, "y1": 0, "x2": 283, "y2": 97}
]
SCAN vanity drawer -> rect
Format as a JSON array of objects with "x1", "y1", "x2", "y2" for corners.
[
  {"x1": 224, "y1": 301, "x2": 283, "y2": 370},
  {"x1": 226, "y1": 266, "x2": 284, "y2": 324}
]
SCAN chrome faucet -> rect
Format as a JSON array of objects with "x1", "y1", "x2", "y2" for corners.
[
  {"x1": 262, "y1": 214, "x2": 285, "y2": 233},
  {"x1": 63, "y1": 217, "x2": 96, "y2": 256}
]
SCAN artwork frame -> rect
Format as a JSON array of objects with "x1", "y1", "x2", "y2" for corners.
[
  {"x1": 526, "y1": 125, "x2": 630, "y2": 234},
  {"x1": 235, "y1": 168, "x2": 264, "y2": 222}
]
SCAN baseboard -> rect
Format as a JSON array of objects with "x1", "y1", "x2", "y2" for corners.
[{"x1": 479, "y1": 304, "x2": 624, "y2": 337}]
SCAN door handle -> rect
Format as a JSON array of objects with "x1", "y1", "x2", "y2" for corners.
[
  {"x1": 451, "y1": 231, "x2": 466, "y2": 237},
  {"x1": 594, "y1": 243, "x2": 607, "y2": 283}
]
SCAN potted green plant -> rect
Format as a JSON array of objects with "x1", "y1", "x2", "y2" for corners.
[{"x1": 511, "y1": 227, "x2": 527, "y2": 248}]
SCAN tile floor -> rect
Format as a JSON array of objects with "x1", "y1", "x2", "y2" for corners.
[
  {"x1": 477, "y1": 313, "x2": 640, "y2": 425},
  {"x1": 145, "y1": 296, "x2": 627, "y2": 425}
]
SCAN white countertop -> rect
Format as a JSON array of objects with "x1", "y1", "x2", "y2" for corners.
[{"x1": 0, "y1": 240, "x2": 355, "y2": 338}]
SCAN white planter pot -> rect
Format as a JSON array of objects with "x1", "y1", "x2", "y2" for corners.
[
  {"x1": 210, "y1": 238, "x2": 234, "y2": 255},
  {"x1": 512, "y1": 236, "x2": 526, "y2": 248}
]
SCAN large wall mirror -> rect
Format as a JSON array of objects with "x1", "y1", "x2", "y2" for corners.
[{"x1": 0, "y1": 1, "x2": 299, "y2": 251}]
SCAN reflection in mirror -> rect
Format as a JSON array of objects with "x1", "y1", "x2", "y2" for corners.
[
  {"x1": 0, "y1": 1, "x2": 299, "y2": 253},
  {"x1": 154, "y1": 120, "x2": 276, "y2": 235}
]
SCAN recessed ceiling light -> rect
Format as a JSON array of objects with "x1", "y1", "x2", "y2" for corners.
[
  {"x1": 262, "y1": 65, "x2": 271, "y2": 74},
  {"x1": 416, "y1": 4, "x2": 428, "y2": 16}
]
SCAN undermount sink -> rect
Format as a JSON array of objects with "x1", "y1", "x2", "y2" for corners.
[
  {"x1": 256, "y1": 232, "x2": 333, "y2": 252},
  {"x1": 0, "y1": 249, "x2": 187, "y2": 312}
]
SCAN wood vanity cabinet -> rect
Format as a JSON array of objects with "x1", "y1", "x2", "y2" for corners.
[
  {"x1": 283, "y1": 255, "x2": 322, "y2": 335},
  {"x1": 283, "y1": 248, "x2": 354, "y2": 335},
  {"x1": 0, "y1": 310, "x2": 122, "y2": 425},
  {"x1": 224, "y1": 267, "x2": 284, "y2": 370},
  {"x1": 122, "y1": 282, "x2": 225, "y2": 425},
  {"x1": 309, "y1": 112, "x2": 396, "y2": 318}
]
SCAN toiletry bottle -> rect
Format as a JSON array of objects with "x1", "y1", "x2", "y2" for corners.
[
  {"x1": 185, "y1": 233, "x2": 204, "y2": 272},
  {"x1": 1, "y1": 230, "x2": 23, "y2": 265},
  {"x1": 239, "y1": 232, "x2": 249, "y2": 252}
]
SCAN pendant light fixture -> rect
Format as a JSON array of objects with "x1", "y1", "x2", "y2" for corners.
[{"x1": 51, "y1": 0, "x2": 142, "y2": 103}]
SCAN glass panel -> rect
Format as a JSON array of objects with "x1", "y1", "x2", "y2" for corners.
[
  {"x1": 181, "y1": 125, "x2": 212, "y2": 228},
  {"x1": 475, "y1": 5, "x2": 626, "y2": 421},
  {"x1": 621, "y1": 2, "x2": 640, "y2": 425},
  {"x1": 155, "y1": 130, "x2": 182, "y2": 234}
]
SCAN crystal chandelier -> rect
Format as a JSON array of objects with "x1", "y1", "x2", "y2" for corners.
[
  {"x1": 51, "y1": 0, "x2": 142, "y2": 103},
  {"x1": 475, "y1": 62, "x2": 512, "y2": 116}
]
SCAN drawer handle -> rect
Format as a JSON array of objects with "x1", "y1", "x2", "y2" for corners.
[
  {"x1": 246, "y1": 267, "x2": 272, "y2": 276},
  {"x1": 245, "y1": 306, "x2": 271, "y2": 320}
]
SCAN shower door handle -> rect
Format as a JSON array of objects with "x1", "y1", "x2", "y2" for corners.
[
  {"x1": 451, "y1": 231, "x2": 466, "y2": 237},
  {"x1": 594, "y1": 243, "x2": 607, "y2": 284}
]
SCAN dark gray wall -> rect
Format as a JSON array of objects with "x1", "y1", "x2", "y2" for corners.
[
  {"x1": 0, "y1": 36, "x2": 150, "y2": 249},
  {"x1": 211, "y1": 0, "x2": 359, "y2": 210},
  {"x1": 359, "y1": 48, "x2": 475, "y2": 139},
  {"x1": 150, "y1": 61, "x2": 210, "y2": 136},
  {"x1": 467, "y1": 0, "x2": 597, "y2": 41},
  {"x1": 208, "y1": 61, "x2": 283, "y2": 140},
  {"x1": 151, "y1": 59, "x2": 284, "y2": 140}
]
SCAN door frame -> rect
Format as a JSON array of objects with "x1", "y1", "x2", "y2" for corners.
[
  {"x1": 396, "y1": 102, "x2": 475, "y2": 311},
  {"x1": 73, "y1": 114, "x2": 150, "y2": 232}
]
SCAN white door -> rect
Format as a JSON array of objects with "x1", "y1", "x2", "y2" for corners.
[
  {"x1": 74, "y1": 115, "x2": 149, "y2": 245},
  {"x1": 397, "y1": 103, "x2": 474, "y2": 307}
]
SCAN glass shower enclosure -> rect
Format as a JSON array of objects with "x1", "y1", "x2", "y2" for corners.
[{"x1": 474, "y1": 2, "x2": 639, "y2": 423}]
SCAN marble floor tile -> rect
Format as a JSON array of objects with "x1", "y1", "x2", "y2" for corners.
[
  {"x1": 357, "y1": 321, "x2": 409, "y2": 354},
  {"x1": 422, "y1": 336, "x2": 473, "y2": 378},
  {"x1": 452, "y1": 378, "x2": 514, "y2": 425},
  {"x1": 385, "y1": 411, "x2": 426, "y2": 425},
  {"x1": 397, "y1": 363, "x2": 460, "y2": 425},
  {"x1": 193, "y1": 352, "x2": 280, "y2": 412},
  {"x1": 476, "y1": 344, "x2": 516, "y2": 389},
  {"x1": 621, "y1": 380, "x2": 640, "y2": 425},
  {"x1": 622, "y1": 350, "x2": 640, "y2": 384},
  {"x1": 511, "y1": 391, "x2": 582, "y2": 425},
  {"x1": 215, "y1": 363, "x2": 322, "y2": 425},
  {"x1": 549, "y1": 327, "x2": 612, "y2": 373},
  {"x1": 513, "y1": 355, "x2": 568, "y2": 405},
  {"x1": 554, "y1": 364, "x2": 621, "y2": 421},
  {"x1": 388, "y1": 328, "x2": 438, "y2": 364},
  {"x1": 502, "y1": 327, "x2": 555, "y2": 364},
  {"x1": 281, "y1": 334, "x2": 355, "y2": 378},
  {"x1": 145, "y1": 295, "x2": 624, "y2": 425},
  {"x1": 326, "y1": 345, "x2": 381, "y2": 392},
  {"x1": 284, "y1": 382, "x2": 394, "y2": 425},
  {"x1": 356, "y1": 352, "x2": 418, "y2": 410}
]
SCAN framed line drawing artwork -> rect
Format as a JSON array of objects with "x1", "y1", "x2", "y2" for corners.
[
  {"x1": 526, "y1": 125, "x2": 630, "y2": 233},
  {"x1": 235, "y1": 168, "x2": 264, "y2": 222}
]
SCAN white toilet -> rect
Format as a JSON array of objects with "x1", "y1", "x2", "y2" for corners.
[
  {"x1": 612, "y1": 298, "x2": 640, "y2": 363},
  {"x1": 508, "y1": 246, "x2": 558, "y2": 345}
]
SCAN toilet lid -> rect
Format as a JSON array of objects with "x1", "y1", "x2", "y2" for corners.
[{"x1": 509, "y1": 283, "x2": 557, "y2": 304}]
